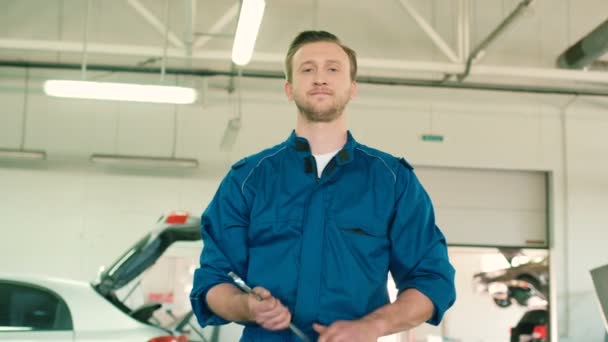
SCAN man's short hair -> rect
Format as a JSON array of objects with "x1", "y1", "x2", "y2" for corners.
[{"x1": 284, "y1": 30, "x2": 357, "y2": 83}]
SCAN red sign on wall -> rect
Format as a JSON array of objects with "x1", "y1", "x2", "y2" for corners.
[{"x1": 148, "y1": 292, "x2": 174, "y2": 303}]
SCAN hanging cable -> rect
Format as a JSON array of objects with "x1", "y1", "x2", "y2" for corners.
[
  {"x1": 160, "y1": 0, "x2": 171, "y2": 83},
  {"x1": 20, "y1": 68, "x2": 30, "y2": 151},
  {"x1": 56, "y1": 0, "x2": 65, "y2": 62},
  {"x1": 171, "y1": 76, "x2": 179, "y2": 159},
  {"x1": 81, "y1": 0, "x2": 92, "y2": 80}
]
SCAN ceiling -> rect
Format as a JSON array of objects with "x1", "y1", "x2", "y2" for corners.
[{"x1": 0, "y1": 0, "x2": 607, "y2": 94}]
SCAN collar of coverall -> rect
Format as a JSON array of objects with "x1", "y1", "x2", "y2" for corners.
[{"x1": 288, "y1": 130, "x2": 356, "y2": 166}]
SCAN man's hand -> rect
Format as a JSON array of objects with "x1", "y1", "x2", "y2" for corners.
[
  {"x1": 247, "y1": 286, "x2": 292, "y2": 330},
  {"x1": 313, "y1": 320, "x2": 382, "y2": 342}
]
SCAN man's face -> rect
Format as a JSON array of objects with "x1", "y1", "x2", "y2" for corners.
[{"x1": 285, "y1": 41, "x2": 356, "y2": 123}]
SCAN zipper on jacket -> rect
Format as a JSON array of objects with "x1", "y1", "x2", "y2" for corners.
[
  {"x1": 321, "y1": 159, "x2": 337, "y2": 179},
  {"x1": 309, "y1": 156, "x2": 320, "y2": 183}
]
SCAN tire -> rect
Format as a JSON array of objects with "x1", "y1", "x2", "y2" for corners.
[{"x1": 494, "y1": 297, "x2": 511, "y2": 308}]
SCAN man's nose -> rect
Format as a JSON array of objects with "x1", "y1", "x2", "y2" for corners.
[{"x1": 313, "y1": 71, "x2": 327, "y2": 85}]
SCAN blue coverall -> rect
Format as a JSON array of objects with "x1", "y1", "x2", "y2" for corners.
[{"x1": 191, "y1": 131, "x2": 456, "y2": 341}]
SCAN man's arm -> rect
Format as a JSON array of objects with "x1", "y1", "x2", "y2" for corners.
[
  {"x1": 190, "y1": 167, "x2": 251, "y2": 326},
  {"x1": 313, "y1": 288, "x2": 433, "y2": 341},
  {"x1": 206, "y1": 283, "x2": 293, "y2": 330},
  {"x1": 360, "y1": 288, "x2": 434, "y2": 335}
]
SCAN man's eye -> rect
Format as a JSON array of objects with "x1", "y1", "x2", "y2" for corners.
[
  {"x1": 302, "y1": 68, "x2": 313, "y2": 72},
  {"x1": 329, "y1": 67, "x2": 338, "y2": 72}
]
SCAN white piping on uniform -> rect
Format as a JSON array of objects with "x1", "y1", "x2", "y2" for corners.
[
  {"x1": 241, "y1": 146, "x2": 287, "y2": 195},
  {"x1": 356, "y1": 147, "x2": 397, "y2": 184}
]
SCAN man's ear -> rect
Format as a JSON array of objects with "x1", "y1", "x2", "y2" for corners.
[
  {"x1": 350, "y1": 81, "x2": 357, "y2": 99},
  {"x1": 284, "y1": 81, "x2": 294, "y2": 101}
]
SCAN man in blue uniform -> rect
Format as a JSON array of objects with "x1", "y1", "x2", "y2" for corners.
[{"x1": 190, "y1": 30, "x2": 456, "y2": 342}]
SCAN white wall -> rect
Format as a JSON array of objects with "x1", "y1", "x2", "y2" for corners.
[
  {"x1": 1, "y1": 68, "x2": 607, "y2": 341},
  {"x1": 559, "y1": 108, "x2": 608, "y2": 341}
]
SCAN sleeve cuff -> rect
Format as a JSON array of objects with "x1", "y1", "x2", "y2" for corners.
[
  {"x1": 190, "y1": 268, "x2": 231, "y2": 326},
  {"x1": 399, "y1": 278, "x2": 456, "y2": 325}
]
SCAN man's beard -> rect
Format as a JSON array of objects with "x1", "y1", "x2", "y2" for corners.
[{"x1": 294, "y1": 91, "x2": 350, "y2": 123}]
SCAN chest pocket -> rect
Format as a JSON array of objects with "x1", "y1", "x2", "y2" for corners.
[
  {"x1": 334, "y1": 218, "x2": 390, "y2": 259},
  {"x1": 335, "y1": 215, "x2": 388, "y2": 236}
]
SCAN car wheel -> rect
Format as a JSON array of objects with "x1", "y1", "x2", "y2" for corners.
[{"x1": 494, "y1": 297, "x2": 511, "y2": 308}]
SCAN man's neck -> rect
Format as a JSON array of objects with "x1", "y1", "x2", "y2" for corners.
[{"x1": 295, "y1": 115, "x2": 348, "y2": 155}]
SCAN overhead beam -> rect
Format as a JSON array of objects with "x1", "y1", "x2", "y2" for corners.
[
  {"x1": 185, "y1": 0, "x2": 196, "y2": 49},
  {"x1": 0, "y1": 38, "x2": 216, "y2": 59},
  {"x1": 193, "y1": 2, "x2": 239, "y2": 49},
  {"x1": 2, "y1": 38, "x2": 608, "y2": 84},
  {"x1": 457, "y1": 0, "x2": 534, "y2": 81},
  {"x1": 457, "y1": 0, "x2": 470, "y2": 62},
  {"x1": 126, "y1": 0, "x2": 185, "y2": 48},
  {"x1": 396, "y1": 0, "x2": 459, "y2": 63},
  {"x1": 3, "y1": 59, "x2": 608, "y2": 97}
]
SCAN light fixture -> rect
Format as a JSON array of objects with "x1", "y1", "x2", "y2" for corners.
[
  {"x1": 0, "y1": 148, "x2": 46, "y2": 161},
  {"x1": 231, "y1": 0, "x2": 266, "y2": 66},
  {"x1": 90, "y1": 154, "x2": 198, "y2": 168},
  {"x1": 43, "y1": 80, "x2": 197, "y2": 104},
  {"x1": 220, "y1": 117, "x2": 242, "y2": 151},
  {"x1": 0, "y1": 68, "x2": 47, "y2": 162},
  {"x1": 42, "y1": 0, "x2": 197, "y2": 105},
  {"x1": 220, "y1": 68, "x2": 243, "y2": 151},
  {"x1": 85, "y1": 3, "x2": 198, "y2": 168}
]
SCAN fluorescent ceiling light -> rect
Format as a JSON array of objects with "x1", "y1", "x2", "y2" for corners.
[
  {"x1": 231, "y1": 0, "x2": 266, "y2": 66},
  {"x1": 0, "y1": 148, "x2": 46, "y2": 161},
  {"x1": 219, "y1": 117, "x2": 242, "y2": 152},
  {"x1": 43, "y1": 80, "x2": 197, "y2": 104},
  {"x1": 90, "y1": 153, "x2": 198, "y2": 168}
]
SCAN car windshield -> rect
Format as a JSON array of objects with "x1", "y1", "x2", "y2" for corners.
[{"x1": 113, "y1": 240, "x2": 208, "y2": 335}]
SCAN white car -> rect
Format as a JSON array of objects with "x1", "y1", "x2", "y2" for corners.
[
  {"x1": 0, "y1": 274, "x2": 186, "y2": 342},
  {"x1": 0, "y1": 212, "x2": 219, "y2": 342}
]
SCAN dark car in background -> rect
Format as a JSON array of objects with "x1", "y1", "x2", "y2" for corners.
[
  {"x1": 510, "y1": 309, "x2": 548, "y2": 342},
  {"x1": 473, "y1": 252, "x2": 549, "y2": 342},
  {"x1": 474, "y1": 256, "x2": 549, "y2": 308}
]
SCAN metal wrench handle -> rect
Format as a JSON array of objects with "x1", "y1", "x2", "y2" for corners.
[{"x1": 228, "y1": 272, "x2": 312, "y2": 342}]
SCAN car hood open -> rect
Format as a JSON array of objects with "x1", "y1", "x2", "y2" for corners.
[{"x1": 93, "y1": 213, "x2": 201, "y2": 297}]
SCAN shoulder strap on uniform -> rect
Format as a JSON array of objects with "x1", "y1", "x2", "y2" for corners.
[
  {"x1": 399, "y1": 157, "x2": 414, "y2": 170},
  {"x1": 231, "y1": 157, "x2": 249, "y2": 170}
]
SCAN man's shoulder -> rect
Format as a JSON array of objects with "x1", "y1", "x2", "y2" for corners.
[
  {"x1": 355, "y1": 144, "x2": 414, "y2": 171},
  {"x1": 229, "y1": 142, "x2": 288, "y2": 174}
]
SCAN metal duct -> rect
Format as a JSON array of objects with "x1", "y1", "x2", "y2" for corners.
[{"x1": 557, "y1": 19, "x2": 608, "y2": 69}]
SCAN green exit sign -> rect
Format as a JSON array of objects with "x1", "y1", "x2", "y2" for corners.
[{"x1": 421, "y1": 134, "x2": 444, "y2": 142}]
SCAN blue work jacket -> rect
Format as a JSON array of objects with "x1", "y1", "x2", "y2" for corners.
[{"x1": 191, "y1": 131, "x2": 456, "y2": 341}]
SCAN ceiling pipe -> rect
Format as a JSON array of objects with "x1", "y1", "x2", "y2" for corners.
[
  {"x1": 2, "y1": 59, "x2": 608, "y2": 97},
  {"x1": 557, "y1": 19, "x2": 608, "y2": 69},
  {"x1": 457, "y1": 0, "x2": 534, "y2": 82}
]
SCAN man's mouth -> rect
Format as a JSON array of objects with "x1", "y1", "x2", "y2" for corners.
[{"x1": 309, "y1": 90, "x2": 332, "y2": 96}]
